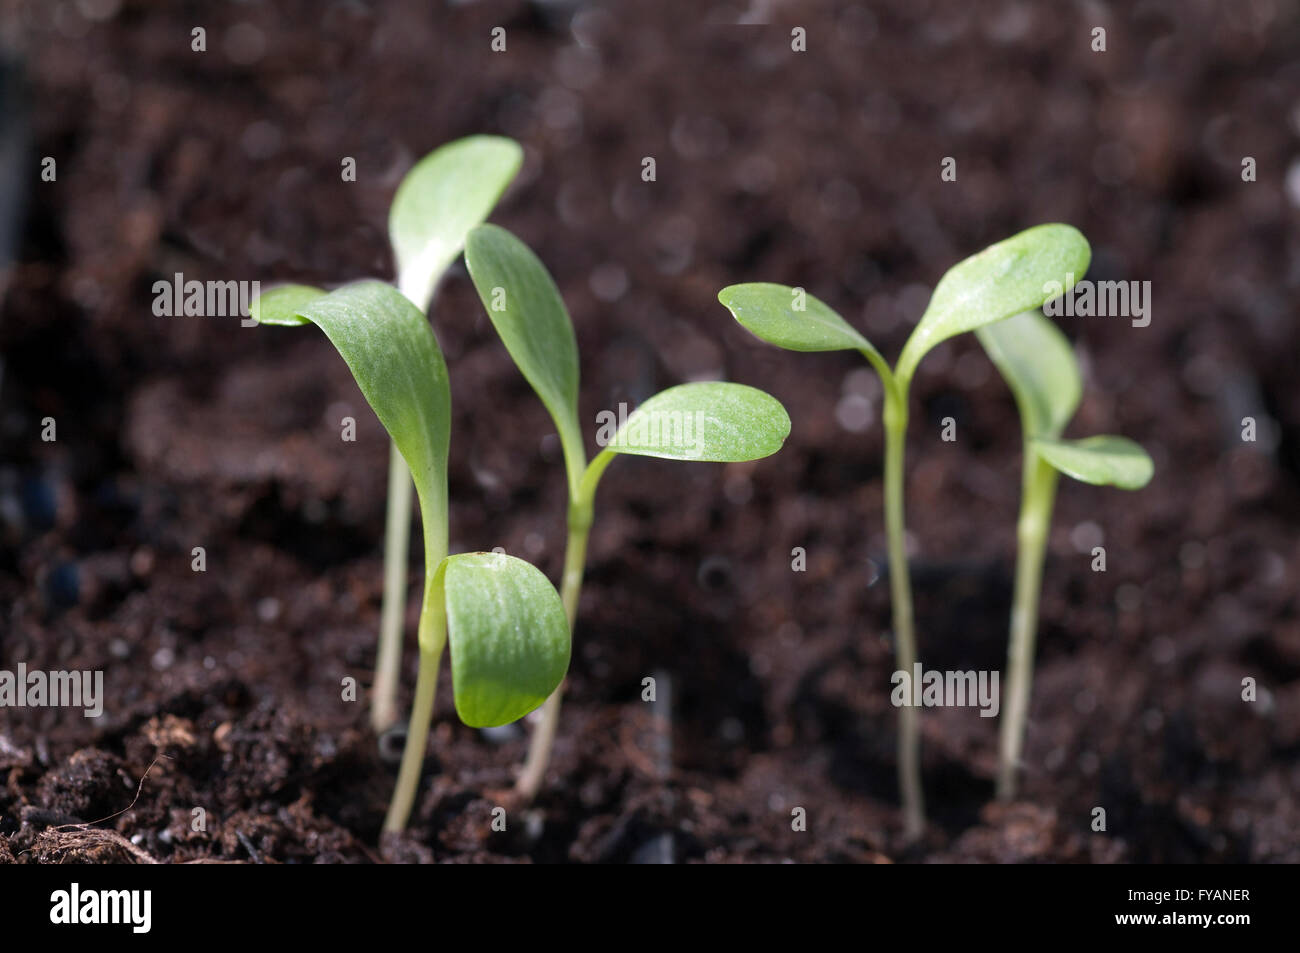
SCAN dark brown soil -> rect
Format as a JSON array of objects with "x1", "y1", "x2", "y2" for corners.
[{"x1": 2, "y1": 0, "x2": 1298, "y2": 863}]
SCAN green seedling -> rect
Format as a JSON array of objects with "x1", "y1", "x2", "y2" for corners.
[
  {"x1": 464, "y1": 223, "x2": 791, "y2": 802},
  {"x1": 251, "y1": 281, "x2": 569, "y2": 833},
  {"x1": 718, "y1": 224, "x2": 1091, "y2": 839},
  {"x1": 976, "y1": 310, "x2": 1152, "y2": 800},
  {"x1": 376, "y1": 136, "x2": 523, "y2": 733}
]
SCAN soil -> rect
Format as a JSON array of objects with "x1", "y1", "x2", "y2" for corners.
[{"x1": 1, "y1": 0, "x2": 1298, "y2": 863}]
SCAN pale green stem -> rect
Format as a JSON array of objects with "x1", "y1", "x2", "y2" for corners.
[
  {"x1": 883, "y1": 382, "x2": 924, "y2": 841},
  {"x1": 996, "y1": 450, "x2": 1058, "y2": 801},
  {"x1": 382, "y1": 646, "x2": 440, "y2": 833},
  {"x1": 515, "y1": 449, "x2": 612, "y2": 803},
  {"x1": 513, "y1": 512, "x2": 588, "y2": 802},
  {"x1": 374, "y1": 283, "x2": 440, "y2": 734},
  {"x1": 373, "y1": 444, "x2": 412, "y2": 733},
  {"x1": 381, "y1": 467, "x2": 449, "y2": 832},
  {"x1": 382, "y1": 543, "x2": 448, "y2": 833}
]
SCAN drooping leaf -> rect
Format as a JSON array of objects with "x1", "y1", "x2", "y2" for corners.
[
  {"x1": 718, "y1": 283, "x2": 874, "y2": 353},
  {"x1": 440, "y1": 551, "x2": 571, "y2": 728},
  {"x1": 464, "y1": 223, "x2": 586, "y2": 487},
  {"x1": 717, "y1": 283, "x2": 890, "y2": 379},
  {"x1": 976, "y1": 309, "x2": 1081, "y2": 440},
  {"x1": 896, "y1": 224, "x2": 1091, "y2": 385},
  {"x1": 1031, "y1": 435, "x2": 1154, "y2": 490},
  {"x1": 279, "y1": 281, "x2": 452, "y2": 547},
  {"x1": 389, "y1": 136, "x2": 524, "y2": 310},
  {"x1": 248, "y1": 283, "x2": 326, "y2": 326},
  {"x1": 603, "y1": 381, "x2": 790, "y2": 462}
]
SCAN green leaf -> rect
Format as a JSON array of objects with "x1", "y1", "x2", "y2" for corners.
[
  {"x1": 718, "y1": 283, "x2": 873, "y2": 353},
  {"x1": 464, "y1": 223, "x2": 586, "y2": 489},
  {"x1": 896, "y1": 224, "x2": 1091, "y2": 385},
  {"x1": 288, "y1": 281, "x2": 452, "y2": 543},
  {"x1": 603, "y1": 381, "x2": 790, "y2": 462},
  {"x1": 249, "y1": 284, "x2": 326, "y2": 326},
  {"x1": 389, "y1": 135, "x2": 523, "y2": 310},
  {"x1": 976, "y1": 309, "x2": 1081, "y2": 440},
  {"x1": 441, "y1": 551, "x2": 571, "y2": 728},
  {"x1": 717, "y1": 283, "x2": 891, "y2": 380},
  {"x1": 1032, "y1": 435, "x2": 1154, "y2": 490}
]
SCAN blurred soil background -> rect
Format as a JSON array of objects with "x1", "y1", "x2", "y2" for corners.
[{"x1": 0, "y1": 0, "x2": 1298, "y2": 862}]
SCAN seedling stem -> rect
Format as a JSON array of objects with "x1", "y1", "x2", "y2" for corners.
[
  {"x1": 515, "y1": 449, "x2": 612, "y2": 801},
  {"x1": 373, "y1": 445, "x2": 414, "y2": 733},
  {"x1": 978, "y1": 308, "x2": 1152, "y2": 800},
  {"x1": 383, "y1": 621, "x2": 442, "y2": 832},
  {"x1": 383, "y1": 468, "x2": 449, "y2": 832},
  {"x1": 997, "y1": 452, "x2": 1058, "y2": 800},
  {"x1": 881, "y1": 382, "x2": 923, "y2": 838}
]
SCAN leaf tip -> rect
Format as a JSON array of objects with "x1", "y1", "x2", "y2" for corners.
[{"x1": 248, "y1": 283, "x2": 325, "y2": 327}]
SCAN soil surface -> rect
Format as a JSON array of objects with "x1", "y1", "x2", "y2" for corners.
[{"x1": 2, "y1": 0, "x2": 1298, "y2": 863}]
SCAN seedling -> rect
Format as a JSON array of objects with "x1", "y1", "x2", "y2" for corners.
[
  {"x1": 718, "y1": 224, "x2": 1091, "y2": 839},
  {"x1": 463, "y1": 223, "x2": 791, "y2": 803},
  {"x1": 251, "y1": 280, "x2": 569, "y2": 833},
  {"x1": 976, "y1": 310, "x2": 1153, "y2": 800},
  {"x1": 377, "y1": 135, "x2": 523, "y2": 733}
]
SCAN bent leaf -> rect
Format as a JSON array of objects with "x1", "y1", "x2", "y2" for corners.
[
  {"x1": 390, "y1": 135, "x2": 524, "y2": 310},
  {"x1": 1032, "y1": 435, "x2": 1154, "y2": 490},
  {"x1": 248, "y1": 283, "x2": 326, "y2": 326},
  {"x1": 976, "y1": 309, "x2": 1081, "y2": 440},
  {"x1": 272, "y1": 281, "x2": 452, "y2": 551},
  {"x1": 465, "y1": 223, "x2": 586, "y2": 490},
  {"x1": 441, "y1": 552, "x2": 571, "y2": 728},
  {"x1": 718, "y1": 283, "x2": 873, "y2": 352},
  {"x1": 718, "y1": 283, "x2": 890, "y2": 381},
  {"x1": 603, "y1": 381, "x2": 790, "y2": 462},
  {"x1": 896, "y1": 224, "x2": 1091, "y2": 385}
]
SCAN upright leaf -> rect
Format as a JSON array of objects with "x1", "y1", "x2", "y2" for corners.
[
  {"x1": 1032, "y1": 435, "x2": 1154, "y2": 490},
  {"x1": 390, "y1": 136, "x2": 524, "y2": 310},
  {"x1": 896, "y1": 224, "x2": 1091, "y2": 384},
  {"x1": 464, "y1": 223, "x2": 586, "y2": 488},
  {"x1": 440, "y1": 552, "x2": 571, "y2": 728},
  {"x1": 603, "y1": 381, "x2": 790, "y2": 462},
  {"x1": 976, "y1": 309, "x2": 1081, "y2": 440}
]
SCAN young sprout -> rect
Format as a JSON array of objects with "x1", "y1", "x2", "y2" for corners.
[
  {"x1": 718, "y1": 224, "x2": 1091, "y2": 840},
  {"x1": 976, "y1": 310, "x2": 1153, "y2": 801},
  {"x1": 463, "y1": 223, "x2": 791, "y2": 803},
  {"x1": 375, "y1": 135, "x2": 523, "y2": 733},
  {"x1": 251, "y1": 281, "x2": 569, "y2": 834}
]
